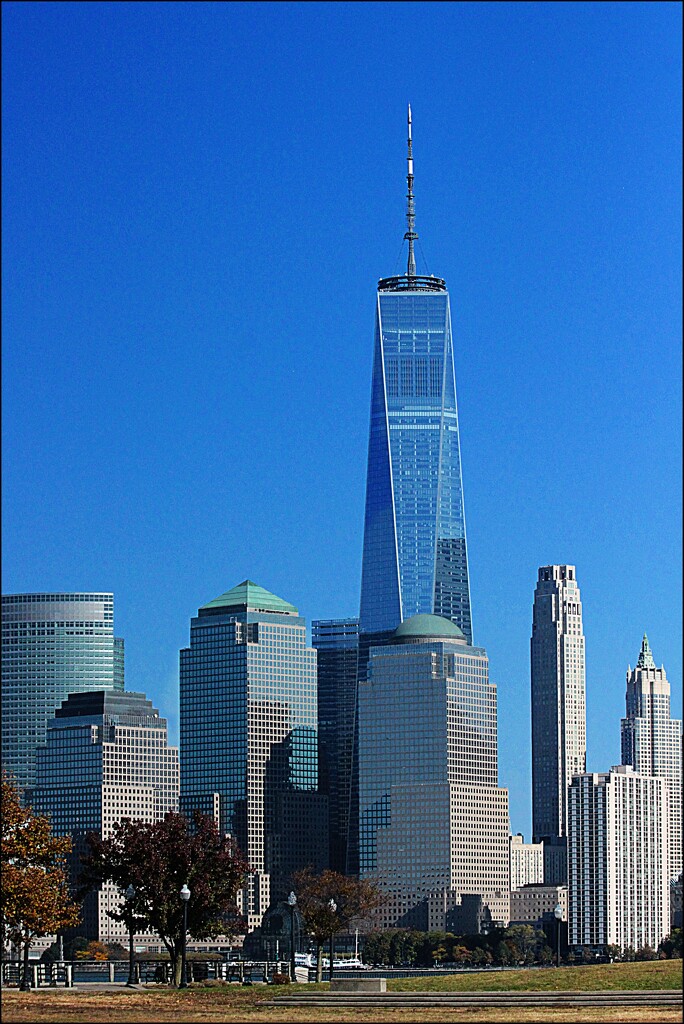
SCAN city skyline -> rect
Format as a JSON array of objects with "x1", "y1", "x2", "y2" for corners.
[{"x1": 3, "y1": 1, "x2": 681, "y2": 837}]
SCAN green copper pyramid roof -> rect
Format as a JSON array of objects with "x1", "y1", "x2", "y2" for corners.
[
  {"x1": 200, "y1": 580, "x2": 298, "y2": 615},
  {"x1": 636, "y1": 633, "x2": 656, "y2": 669}
]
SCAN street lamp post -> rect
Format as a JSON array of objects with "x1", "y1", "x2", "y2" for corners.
[
  {"x1": 554, "y1": 903, "x2": 563, "y2": 968},
  {"x1": 125, "y1": 885, "x2": 136, "y2": 986},
  {"x1": 328, "y1": 899, "x2": 337, "y2": 984},
  {"x1": 287, "y1": 891, "x2": 297, "y2": 981},
  {"x1": 179, "y1": 884, "x2": 191, "y2": 988}
]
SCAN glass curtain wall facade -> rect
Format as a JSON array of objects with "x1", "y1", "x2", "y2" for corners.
[
  {"x1": 179, "y1": 581, "x2": 327, "y2": 931},
  {"x1": 312, "y1": 617, "x2": 359, "y2": 874},
  {"x1": 359, "y1": 283, "x2": 472, "y2": 643},
  {"x1": 1, "y1": 593, "x2": 125, "y2": 796}
]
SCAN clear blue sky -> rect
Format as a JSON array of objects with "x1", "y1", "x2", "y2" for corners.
[{"x1": 3, "y1": 1, "x2": 681, "y2": 837}]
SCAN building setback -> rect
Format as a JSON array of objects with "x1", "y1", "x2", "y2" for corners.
[
  {"x1": 179, "y1": 581, "x2": 327, "y2": 931},
  {"x1": 359, "y1": 614, "x2": 509, "y2": 930},
  {"x1": 568, "y1": 766, "x2": 669, "y2": 953},
  {"x1": 2, "y1": 593, "x2": 125, "y2": 798},
  {"x1": 531, "y1": 565, "x2": 586, "y2": 879},
  {"x1": 621, "y1": 634, "x2": 682, "y2": 883},
  {"x1": 32, "y1": 689, "x2": 179, "y2": 946},
  {"x1": 311, "y1": 618, "x2": 359, "y2": 875}
]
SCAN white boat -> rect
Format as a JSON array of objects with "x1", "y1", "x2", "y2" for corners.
[{"x1": 316, "y1": 957, "x2": 368, "y2": 969}]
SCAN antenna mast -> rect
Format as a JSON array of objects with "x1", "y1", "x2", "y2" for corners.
[{"x1": 405, "y1": 104, "x2": 418, "y2": 277}]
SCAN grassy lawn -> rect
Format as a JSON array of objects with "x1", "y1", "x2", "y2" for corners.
[
  {"x1": 1, "y1": 961, "x2": 681, "y2": 1024},
  {"x1": 386, "y1": 959, "x2": 683, "y2": 991}
]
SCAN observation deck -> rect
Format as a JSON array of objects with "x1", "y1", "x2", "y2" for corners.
[{"x1": 377, "y1": 273, "x2": 446, "y2": 293}]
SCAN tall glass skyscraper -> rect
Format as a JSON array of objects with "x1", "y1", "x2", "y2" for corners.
[
  {"x1": 359, "y1": 107, "x2": 472, "y2": 644},
  {"x1": 1, "y1": 593, "x2": 125, "y2": 797},
  {"x1": 348, "y1": 108, "x2": 474, "y2": 875}
]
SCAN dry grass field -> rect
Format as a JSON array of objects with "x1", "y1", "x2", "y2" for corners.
[{"x1": 2, "y1": 960, "x2": 681, "y2": 1024}]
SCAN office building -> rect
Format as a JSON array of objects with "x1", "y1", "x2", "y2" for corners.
[
  {"x1": 531, "y1": 565, "x2": 586, "y2": 867},
  {"x1": 358, "y1": 107, "x2": 472, "y2": 644},
  {"x1": 179, "y1": 581, "x2": 327, "y2": 930},
  {"x1": 510, "y1": 833, "x2": 544, "y2": 890},
  {"x1": 359, "y1": 613, "x2": 509, "y2": 930},
  {"x1": 312, "y1": 617, "x2": 358, "y2": 874},
  {"x1": 568, "y1": 766, "x2": 669, "y2": 953},
  {"x1": 542, "y1": 836, "x2": 568, "y2": 888},
  {"x1": 1, "y1": 593, "x2": 125, "y2": 796},
  {"x1": 510, "y1": 885, "x2": 568, "y2": 926},
  {"x1": 32, "y1": 689, "x2": 179, "y2": 945},
  {"x1": 621, "y1": 634, "x2": 682, "y2": 882}
]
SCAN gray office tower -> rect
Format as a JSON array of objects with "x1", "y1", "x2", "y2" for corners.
[
  {"x1": 179, "y1": 581, "x2": 327, "y2": 931},
  {"x1": 531, "y1": 566, "x2": 586, "y2": 884},
  {"x1": 359, "y1": 614, "x2": 510, "y2": 930},
  {"x1": 33, "y1": 689, "x2": 179, "y2": 944},
  {"x1": 312, "y1": 618, "x2": 359, "y2": 874},
  {"x1": 1, "y1": 593, "x2": 125, "y2": 798}
]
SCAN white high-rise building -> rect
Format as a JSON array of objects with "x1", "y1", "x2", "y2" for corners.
[
  {"x1": 621, "y1": 634, "x2": 682, "y2": 882},
  {"x1": 531, "y1": 566, "x2": 586, "y2": 858},
  {"x1": 568, "y1": 766, "x2": 669, "y2": 953},
  {"x1": 510, "y1": 833, "x2": 544, "y2": 890}
]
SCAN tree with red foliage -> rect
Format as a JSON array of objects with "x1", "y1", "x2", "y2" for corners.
[
  {"x1": 291, "y1": 868, "x2": 386, "y2": 983},
  {"x1": 81, "y1": 811, "x2": 248, "y2": 986}
]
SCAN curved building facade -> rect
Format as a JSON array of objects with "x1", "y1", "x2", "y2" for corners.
[{"x1": 1, "y1": 592, "x2": 124, "y2": 796}]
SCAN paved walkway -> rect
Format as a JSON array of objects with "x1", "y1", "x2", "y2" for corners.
[
  {"x1": 271, "y1": 988, "x2": 683, "y2": 1008},
  {"x1": 2, "y1": 983, "x2": 149, "y2": 994}
]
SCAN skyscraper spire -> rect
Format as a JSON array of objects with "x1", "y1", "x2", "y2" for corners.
[
  {"x1": 636, "y1": 633, "x2": 656, "y2": 669},
  {"x1": 405, "y1": 103, "x2": 418, "y2": 277}
]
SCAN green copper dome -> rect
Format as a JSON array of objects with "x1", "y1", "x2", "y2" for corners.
[
  {"x1": 393, "y1": 613, "x2": 466, "y2": 642},
  {"x1": 199, "y1": 580, "x2": 298, "y2": 615}
]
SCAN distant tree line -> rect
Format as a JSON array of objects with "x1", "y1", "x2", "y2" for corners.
[
  {"x1": 361, "y1": 925, "x2": 683, "y2": 967},
  {"x1": 361, "y1": 924, "x2": 554, "y2": 967}
]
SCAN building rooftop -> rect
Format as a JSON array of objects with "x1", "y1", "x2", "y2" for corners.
[
  {"x1": 199, "y1": 580, "x2": 298, "y2": 616},
  {"x1": 636, "y1": 633, "x2": 656, "y2": 670},
  {"x1": 393, "y1": 613, "x2": 466, "y2": 643},
  {"x1": 54, "y1": 690, "x2": 158, "y2": 718}
]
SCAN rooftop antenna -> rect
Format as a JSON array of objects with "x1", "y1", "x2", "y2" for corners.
[{"x1": 405, "y1": 104, "x2": 417, "y2": 277}]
